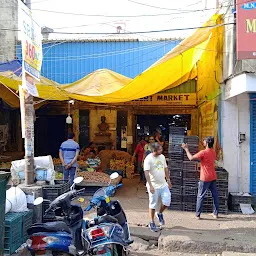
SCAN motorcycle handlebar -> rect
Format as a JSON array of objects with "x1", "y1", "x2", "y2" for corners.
[
  {"x1": 85, "y1": 184, "x2": 123, "y2": 211},
  {"x1": 85, "y1": 204, "x2": 93, "y2": 212},
  {"x1": 44, "y1": 188, "x2": 85, "y2": 213},
  {"x1": 75, "y1": 188, "x2": 85, "y2": 196},
  {"x1": 55, "y1": 216, "x2": 65, "y2": 221}
]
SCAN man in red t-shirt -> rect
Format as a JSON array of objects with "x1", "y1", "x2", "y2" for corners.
[
  {"x1": 133, "y1": 137, "x2": 147, "y2": 183},
  {"x1": 182, "y1": 136, "x2": 219, "y2": 219}
]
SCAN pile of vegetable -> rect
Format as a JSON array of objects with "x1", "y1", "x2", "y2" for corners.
[
  {"x1": 110, "y1": 159, "x2": 135, "y2": 179},
  {"x1": 0, "y1": 162, "x2": 11, "y2": 169},
  {"x1": 52, "y1": 158, "x2": 62, "y2": 165},
  {"x1": 53, "y1": 158, "x2": 86, "y2": 167},
  {"x1": 125, "y1": 162, "x2": 135, "y2": 179},
  {"x1": 55, "y1": 172, "x2": 63, "y2": 180},
  {"x1": 76, "y1": 169, "x2": 110, "y2": 184}
]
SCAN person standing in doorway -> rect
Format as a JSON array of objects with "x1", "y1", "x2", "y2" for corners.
[
  {"x1": 144, "y1": 143, "x2": 172, "y2": 232},
  {"x1": 143, "y1": 136, "x2": 155, "y2": 163},
  {"x1": 182, "y1": 136, "x2": 219, "y2": 219},
  {"x1": 155, "y1": 131, "x2": 164, "y2": 147},
  {"x1": 132, "y1": 137, "x2": 147, "y2": 183},
  {"x1": 59, "y1": 132, "x2": 80, "y2": 184}
]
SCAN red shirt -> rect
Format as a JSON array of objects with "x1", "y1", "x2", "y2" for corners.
[
  {"x1": 194, "y1": 148, "x2": 217, "y2": 182},
  {"x1": 135, "y1": 142, "x2": 146, "y2": 162}
]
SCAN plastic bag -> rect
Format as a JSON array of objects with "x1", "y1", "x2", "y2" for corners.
[
  {"x1": 11, "y1": 155, "x2": 55, "y2": 185},
  {"x1": 5, "y1": 187, "x2": 28, "y2": 213}
]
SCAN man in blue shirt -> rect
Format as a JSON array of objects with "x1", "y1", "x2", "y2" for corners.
[{"x1": 59, "y1": 132, "x2": 80, "y2": 183}]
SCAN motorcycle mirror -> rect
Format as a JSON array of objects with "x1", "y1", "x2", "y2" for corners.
[
  {"x1": 110, "y1": 172, "x2": 119, "y2": 180},
  {"x1": 34, "y1": 197, "x2": 44, "y2": 206},
  {"x1": 74, "y1": 177, "x2": 84, "y2": 184}
]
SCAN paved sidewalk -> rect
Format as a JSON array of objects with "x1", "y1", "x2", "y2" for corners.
[
  {"x1": 81, "y1": 178, "x2": 256, "y2": 254},
  {"x1": 112, "y1": 178, "x2": 256, "y2": 254}
]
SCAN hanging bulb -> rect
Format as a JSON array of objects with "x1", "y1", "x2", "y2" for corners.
[{"x1": 66, "y1": 115, "x2": 72, "y2": 124}]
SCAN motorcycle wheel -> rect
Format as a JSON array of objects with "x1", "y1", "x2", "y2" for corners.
[{"x1": 113, "y1": 244, "x2": 126, "y2": 256}]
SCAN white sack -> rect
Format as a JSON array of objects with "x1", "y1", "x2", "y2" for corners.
[
  {"x1": 11, "y1": 155, "x2": 55, "y2": 184},
  {"x1": 5, "y1": 187, "x2": 28, "y2": 213}
]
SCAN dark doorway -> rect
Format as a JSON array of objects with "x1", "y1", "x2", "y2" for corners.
[
  {"x1": 117, "y1": 111, "x2": 128, "y2": 151},
  {"x1": 79, "y1": 110, "x2": 90, "y2": 149},
  {"x1": 35, "y1": 115, "x2": 67, "y2": 157},
  {"x1": 136, "y1": 114, "x2": 191, "y2": 141}
]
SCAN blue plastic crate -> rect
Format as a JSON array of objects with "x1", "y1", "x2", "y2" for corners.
[{"x1": 4, "y1": 213, "x2": 23, "y2": 255}]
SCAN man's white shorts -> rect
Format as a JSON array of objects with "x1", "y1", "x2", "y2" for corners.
[{"x1": 147, "y1": 185, "x2": 171, "y2": 209}]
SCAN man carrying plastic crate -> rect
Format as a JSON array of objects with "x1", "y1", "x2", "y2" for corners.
[
  {"x1": 59, "y1": 132, "x2": 80, "y2": 184},
  {"x1": 182, "y1": 136, "x2": 219, "y2": 220}
]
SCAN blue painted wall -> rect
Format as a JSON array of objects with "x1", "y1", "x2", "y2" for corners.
[{"x1": 17, "y1": 39, "x2": 180, "y2": 84}]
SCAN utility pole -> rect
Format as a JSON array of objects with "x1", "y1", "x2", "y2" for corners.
[
  {"x1": 25, "y1": 0, "x2": 34, "y2": 185},
  {"x1": 23, "y1": 91, "x2": 35, "y2": 185},
  {"x1": 20, "y1": 0, "x2": 37, "y2": 185}
]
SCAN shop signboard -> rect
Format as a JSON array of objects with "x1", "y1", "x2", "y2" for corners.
[
  {"x1": 19, "y1": 2, "x2": 42, "y2": 95},
  {"x1": 123, "y1": 93, "x2": 196, "y2": 105},
  {"x1": 237, "y1": 0, "x2": 256, "y2": 60}
]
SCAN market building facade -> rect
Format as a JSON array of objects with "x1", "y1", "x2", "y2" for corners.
[
  {"x1": 20, "y1": 38, "x2": 201, "y2": 157},
  {"x1": 0, "y1": 15, "x2": 227, "y2": 195},
  {"x1": 220, "y1": 0, "x2": 256, "y2": 198}
]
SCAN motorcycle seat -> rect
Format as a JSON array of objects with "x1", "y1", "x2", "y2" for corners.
[
  {"x1": 98, "y1": 215, "x2": 118, "y2": 224},
  {"x1": 27, "y1": 221, "x2": 71, "y2": 235}
]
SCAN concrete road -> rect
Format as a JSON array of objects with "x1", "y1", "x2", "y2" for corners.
[
  {"x1": 75, "y1": 177, "x2": 256, "y2": 254},
  {"x1": 131, "y1": 251, "x2": 219, "y2": 256},
  {"x1": 131, "y1": 251, "x2": 256, "y2": 256}
]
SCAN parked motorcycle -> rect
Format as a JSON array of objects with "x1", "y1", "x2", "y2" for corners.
[
  {"x1": 82, "y1": 174, "x2": 133, "y2": 255},
  {"x1": 27, "y1": 176, "x2": 85, "y2": 256},
  {"x1": 27, "y1": 172, "x2": 132, "y2": 256}
]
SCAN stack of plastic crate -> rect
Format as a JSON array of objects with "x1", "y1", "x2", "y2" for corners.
[
  {"x1": 228, "y1": 192, "x2": 254, "y2": 212},
  {"x1": 182, "y1": 161, "x2": 199, "y2": 211},
  {"x1": 21, "y1": 210, "x2": 33, "y2": 243},
  {"x1": 203, "y1": 168, "x2": 229, "y2": 214},
  {"x1": 169, "y1": 161, "x2": 183, "y2": 211},
  {"x1": 42, "y1": 180, "x2": 71, "y2": 222},
  {"x1": 182, "y1": 186, "x2": 198, "y2": 212},
  {"x1": 181, "y1": 136, "x2": 199, "y2": 211},
  {"x1": 169, "y1": 127, "x2": 186, "y2": 136},
  {"x1": 168, "y1": 133, "x2": 184, "y2": 211},
  {"x1": 183, "y1": 136, "x2": 199, "y2": 161},
  {"x1": 216, "y1": 168, "x2": 229, "y2": 214},
  {"x1": 0, "y1": 172, "x2": 10, "y2": 255},
  {"x1": 4, "y1": 213, "x2": 23, "y2": 255},
  {"x1": 4, "y1": 209, "x2": 34, "y2": 254}
]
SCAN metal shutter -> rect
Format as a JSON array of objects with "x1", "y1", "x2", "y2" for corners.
[{"x1": 250, "y1": 93, "x2": 256, "y2": 198}]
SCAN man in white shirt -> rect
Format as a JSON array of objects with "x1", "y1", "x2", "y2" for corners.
[{"x1": 144, "y1": 143, "x2": 172, "y2": 232}]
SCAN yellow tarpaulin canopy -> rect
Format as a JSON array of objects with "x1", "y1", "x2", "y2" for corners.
[
  {"x1": 0, "y1": 71, "x2": 68, "y2": 108},
  {"x1": 0, "y1": 69, "x2": 131, "y2": 107},
  {"x1": 69, "y1": 14, "x2": 222, "y2": 103},
  {"x1": 0, "y1": 13, "x2": 223, "y2": 106},
  {"x1": 62, "y1": 69, "x2": 132, "y2": 96}
]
